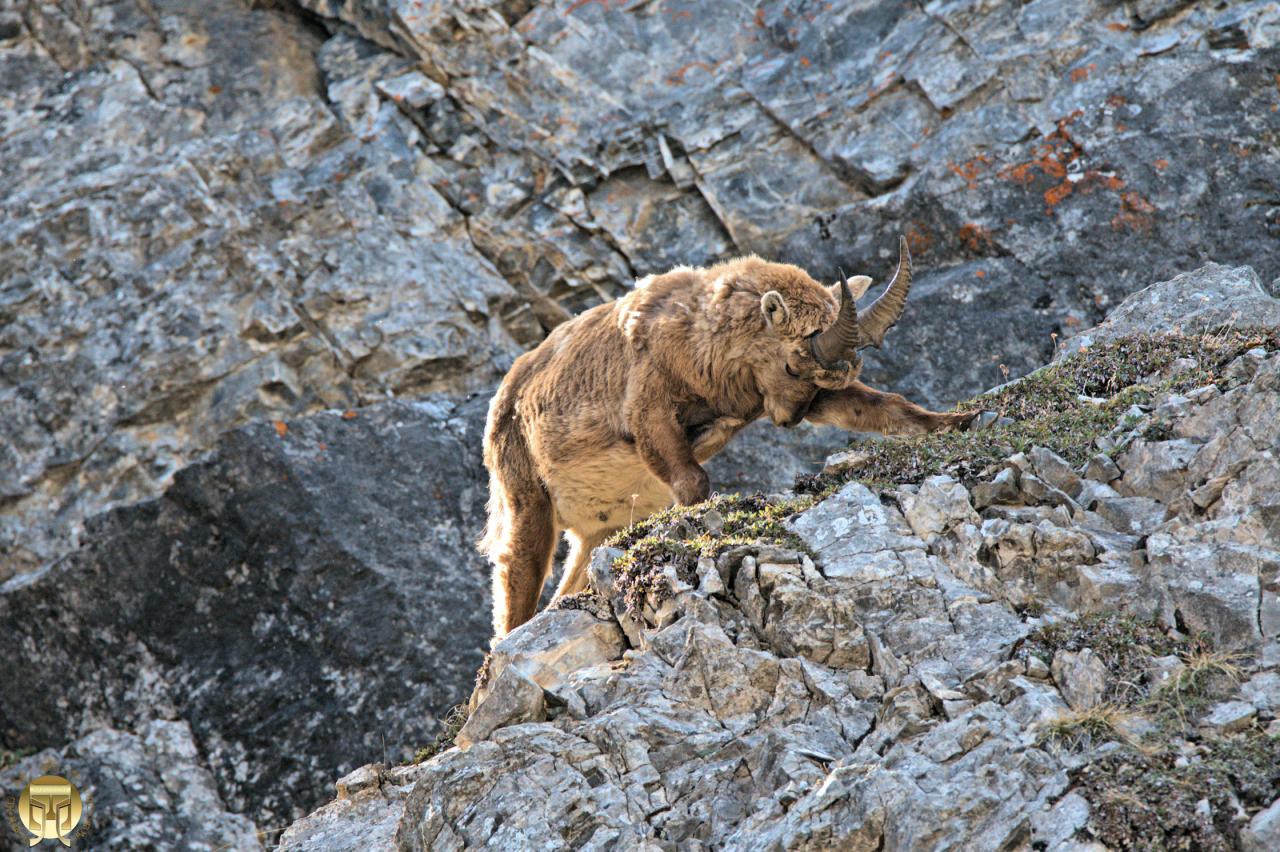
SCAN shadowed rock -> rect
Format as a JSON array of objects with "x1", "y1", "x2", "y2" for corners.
[{"x1": 0, "y1": 397, "x2": 494, "y2": 830}]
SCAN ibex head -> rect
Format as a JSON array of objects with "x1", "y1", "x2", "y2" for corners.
[{"x1": 753, "y1": 237, "x2": 913, "y2": 425}]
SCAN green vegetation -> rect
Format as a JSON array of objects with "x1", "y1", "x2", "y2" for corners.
[
  {"x1": 1022, "y1": 611, "x2": 1185, "y2": 704},
  {"x1": 796, "y1": 327, "x2": 1280, "y2": 493},
  {"x1": 1072, "y1": 732, "x2": 1280, "y2": 850},
  {"x1": 414, "y1": 703, "x2": 469, "y2": 763},
  {"x1": 1019, "y1": 612, "x2": 1276, "y2": 849},
  {"x1": 606, "y1": 493, "x2": 814, "y2": 617}
]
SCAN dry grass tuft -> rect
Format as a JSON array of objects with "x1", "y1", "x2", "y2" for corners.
[
  {"x1": 1038, "y1": 703, "x2": 1144, "y2": 751},
  {"x1": 1151, "y1": 649, "x2": 1246, "y2": 726}
]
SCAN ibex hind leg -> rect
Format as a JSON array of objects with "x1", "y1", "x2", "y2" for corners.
[
  {"x1": 484, "y1": 477, "x2": 559, "y2": 640},
  {"x1": 553, "y1": 529, "x2": 607, "y2": 599}
]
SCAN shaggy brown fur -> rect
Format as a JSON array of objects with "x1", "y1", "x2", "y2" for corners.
[{"x1": 480, "y1": 251, "x2": 971, "y2": 638}]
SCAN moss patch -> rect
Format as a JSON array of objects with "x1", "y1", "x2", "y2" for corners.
[
  {"x1": 548, "y1": 589, "x2": 606, "y2": 611},
  {"x1": 606, "y1": 493, "x2": 813, "y2": 617},
  {"x1": 796, "y1": 328, "x2": 1280, "y2": 493},
  {"x1": 1021, "y1": 611, "x2": 1186, "y2": 704},
  {"x1": 1072, "y1": 732, "x2": 1280, "y2": 850},
  {"x1": 1022, "y1": 613, "x2": 1274, "y2": 848}
]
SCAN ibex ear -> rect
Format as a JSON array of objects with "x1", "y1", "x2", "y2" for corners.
[
  {"x1": 842, "y1": 275, "x2": 874, "y2": 301},
  {"x1": 760, "y1": 291, "x2": 790, "y2": 329}
]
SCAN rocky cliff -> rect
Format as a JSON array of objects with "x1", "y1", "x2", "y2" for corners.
[
  {"x1": 3, "y1": 0, "x2": 1280, "y2": 848},
  {"x1": 1, "y1": 397, "x2": 497, "y2": 844},
  {"x1": 3, "y1": 0, "x2": 1278, "y2": 576},
  {"x1": 280, "y1": 264, "x2": 1280, "y2": 851}
]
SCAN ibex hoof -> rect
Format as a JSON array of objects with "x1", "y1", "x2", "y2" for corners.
[{"x1": 672, "y1": 469, "x2": 711, "y2": 505}]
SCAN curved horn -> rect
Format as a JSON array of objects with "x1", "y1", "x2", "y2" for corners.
[
  {"x1": 808, "y1": 268, "x2": 861, "y2": 370},
  {"x1": 856, "y1": 236, "x2": 913, "y2": 349}
]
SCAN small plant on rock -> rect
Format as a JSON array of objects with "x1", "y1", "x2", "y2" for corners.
[
  {"x1": 1021, "y1": 611, "x2": 1182, "y2": 705},
  {"x1": 1150, "y1": 649, "x2": 1246, "y2": 729},
  {"x1": 607, "y1": 493, "x2": 813, "y2": 617},
  {"x1": 1071, "y1": 731, "x2": 1280, "y2": 850},
  {"x1": 414, "y1": 703, "x2": 470, "y2": 764}
]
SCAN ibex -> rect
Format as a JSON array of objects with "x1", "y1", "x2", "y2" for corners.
[{"x1": 480, "y1": 238, "x2": 974, "y2": 637}]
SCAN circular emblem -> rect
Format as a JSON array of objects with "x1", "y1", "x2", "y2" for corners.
[{"x1": 17, "y1": 775, "x2": 82, "y2": 847}]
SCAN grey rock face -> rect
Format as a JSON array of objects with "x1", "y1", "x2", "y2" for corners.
[
  {"x1": 279, "y1": 762, "x2": 432, "y2": 852},
  {"x1": 0, "y1": 396, "x2": 494, "y2": 830},
  {"x1": 454, "y1": 666, "x2": 546, "y2": 751},
  {"x1": 6, "y1": 0, "x2": 1280, "y2": 844},
  {"x1": 972, "y1": 466, "x2": 1021, "y2": 509},
  {"x1": 704, "y1": 420, "x2": 848, "y2": 496},
  {"x1": 1029, "y1": 447, "x2": 1084, "y2": 499},
  {"x1": 0, "y1": 720, "x2": 260, "y2": 852},
  {"x1": 389, "y1": 485, "x2": 1042, "y2": 850},
  {"x1": 6, "y1": 0, "x2": 1280, "y2": 579},
  {"x1": 1060, "y1": 264, "x2": 1280, "y2": 358},
  {"x1": 1242, "y1": 796, "x2": 1280, "y2": 852},
  {"x1": 1199, "y1": 700, "x2": 1258, "y2": 734},
  {"x1": 0, "y1": 1, "x2": 528, "y2": 577},
  {"x1": 899, "y1": 474, "x2": 980, "y2": 543}
]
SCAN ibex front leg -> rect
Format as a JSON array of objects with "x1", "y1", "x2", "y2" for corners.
[
  {"x1": 626, "y1": 377, "x2": 710, "y2": 505},
  {"x1": 805, "y1": 380, "x2": 974, "y2": 436}
]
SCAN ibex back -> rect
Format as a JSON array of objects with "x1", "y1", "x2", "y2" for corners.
[{"x1": 480, "y1": 238, "x2": 972, "y2": 638}]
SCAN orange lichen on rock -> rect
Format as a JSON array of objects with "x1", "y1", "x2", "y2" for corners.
[
  {"x1": 1044, "y1": 182, "x2": 1073, "y2": 208},
  {"x1": 566, "y1": 0, "x2": 610, "y2": 15},
  {"x1": 947, "y1": 154, "x2": 991, "y2": 189},
  {"x1": 1069, "y1": 63, "x2": 1097, "y2": 83},
  {"x1": 666, "y1": 60, "x2": 718, "y2": 85},
  {"x1": 905, "y1": 223, "x2": 933, "y2": 256},
  {"x1": 1081, "y1": 170, "x2": 1125, "y2": 192},
  {"x1": 958, "y1": 222, "x2": 995, "y2": 253},
  {"x1": 1000, "y1": 112, "x2": 1083, "y2": 185},
  {"x1": 1111, "y1": 192, "x2": 1156, "y2": 233},
  {"x1": 863, "y1": 71, "x2": 900, "y2": 105},
  {"x1": 1045, "y1": 170, "x2": 1125, "y2": 211},
  {"x1": 999, "y1": 112, "x2": 1130, "y2": 214}
]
